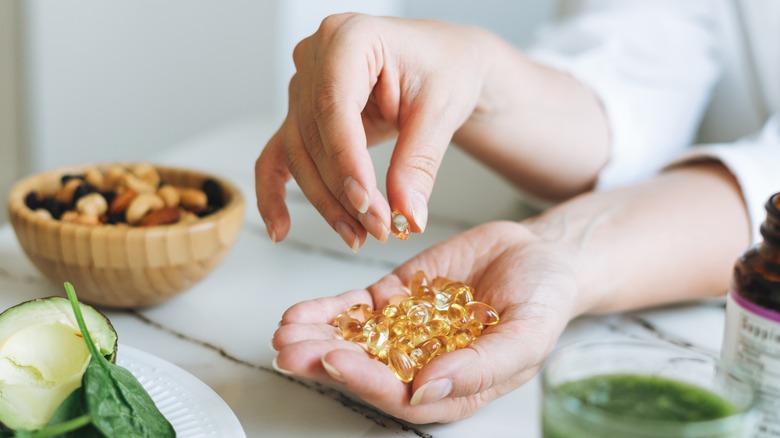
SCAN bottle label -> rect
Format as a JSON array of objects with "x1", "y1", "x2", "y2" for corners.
[{"x1": 723, "y1": 290, "x2": 780, "y2": 437}]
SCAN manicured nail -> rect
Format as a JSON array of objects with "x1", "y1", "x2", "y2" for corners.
[
  {"x1": 410, "y1": 192, "x2": 428, "y2": 233},
  {"x1": 410, "y1": 378, "x2": 452, "y2": 405},
  {"x1": 265, "y1": 220, "x2": 277, "y2": 243},
  {"x1": 343, "y1": 177, "x2": 370, "y2": 214},
  {"x1": 335, "y1": 221, "x2": 360, "y2": 253},
  {"x1": 321, "y1": 357, "x2": 345, "y2": 382},
  {"x1": 272, "y1": 357, "x2": 294, "y2": 375},
  {"x1": 358, "y1": 212, "x2": 389, "y2": 243},
  {"x1": 269, "y1": 339, "x2": 278, "y2": 352}
]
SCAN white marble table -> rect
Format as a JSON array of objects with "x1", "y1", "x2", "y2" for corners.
[{"x1": 0, "y1": 118, "x2": 730, "y2": 437}]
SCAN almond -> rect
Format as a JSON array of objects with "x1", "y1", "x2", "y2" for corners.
[
  {"x1": 138, "y1": 207, "x2": 181, "y2": 227},
  {"x1": 109, "y1": 189, "x2": 137, "y2": 215}
]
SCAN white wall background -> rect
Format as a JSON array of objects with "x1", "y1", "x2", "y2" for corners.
[{"x1": 20, "y1": 0, "x2": 555, "y2": 172}]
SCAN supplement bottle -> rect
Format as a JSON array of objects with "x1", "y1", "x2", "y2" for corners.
[{"x1": 722, "y1": 192, "x2": 780, "y2": 437}]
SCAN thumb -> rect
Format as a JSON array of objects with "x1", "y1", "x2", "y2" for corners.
[
  {"x1": 409, "y1": 319, "x2": 552, "y2": 406},
  {"x1": 386, "y1": 96, "x2": 457, "y2": 234}
]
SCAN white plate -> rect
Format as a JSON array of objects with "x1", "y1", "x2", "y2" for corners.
[{"x1": 117, "y1": 345, "x2": 246, "y2": 438}]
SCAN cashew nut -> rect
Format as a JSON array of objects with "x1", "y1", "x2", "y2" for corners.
[
  {"x1": 125, "y1": 193, "x2": 165, "y2": 224},
  {"x1": 84, "y1": 167, "x2": 104, "y2": 190},
  {"x1": 178, "y1": 188, "x2": 208, "y2": 211},
  {"x1": 122, "y1": 172, "x2": 155, "y2": 194},
  {"x1": 130, "y1": 164, "x2": 161, "y2": 188},
  {"x1": 103, "y1": 165, "x2": 126, "y2": 190},
  {"x1": 75, "y1": 214, "x2": 100, "y2": 226},
  {"x1": 157, "y1": 185, "x2": 181, "y2": 208},
  {"x1": 76, "y1": 193, "x2": 108, "y2": 217},
  {"x1": 33, "y1": 209, "x2": 53, "y2": 220}
]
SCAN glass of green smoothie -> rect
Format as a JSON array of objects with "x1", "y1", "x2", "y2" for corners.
[{"x1": 541, "y1": 340, "x2": 757, "y2": 438}]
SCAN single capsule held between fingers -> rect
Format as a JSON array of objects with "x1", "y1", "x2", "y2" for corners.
[{"x1": 391, "y1": 210, "x2": 410, "y2": 240}]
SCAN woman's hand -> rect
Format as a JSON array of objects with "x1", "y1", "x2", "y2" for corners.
[
  {"x1": 255, "y1": 14, "x2": 491, "y2": 250},
  {"x1": 271, "y1": 221, "x2": 579, "y2": 423}
]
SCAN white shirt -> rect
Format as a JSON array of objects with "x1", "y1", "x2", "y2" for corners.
[{"x1": 527, "y1": 0, "x2": 780, "y2": 243}]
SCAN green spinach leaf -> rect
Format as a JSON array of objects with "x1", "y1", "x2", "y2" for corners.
[
  {"x1": 45, "y1": 389, "x2": 101, "y2": 438},
  {"x1": 64, "y1": 283, "x2": 175, "y2": 438}
]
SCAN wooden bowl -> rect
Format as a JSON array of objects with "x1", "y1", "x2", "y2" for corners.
[{"x1": 6, "y1": 163, "x2": 245, "y2": 308}]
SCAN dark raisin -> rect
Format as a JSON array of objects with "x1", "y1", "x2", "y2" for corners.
[
  {"x1": 202, "y1": 179, "x2": 224, "y2": 208},
  {"x1": 60, "y1": 174, "x2": 85, "y2": 185},
  {"x1": 101, "y1": 190, "x2": 117, "y2": 207},
  {"x1": 43, "y1": 198, "x2": 67, "y2": 220},
  {"x1": 196, "y1": 206, "x2": 217, "y2": 218},
  {"x1": 105, "y1": 211, "x2": 126, "y2": 224},
  {"x1": 24, "y1": 192, "x2": 40, "y2": 210}
]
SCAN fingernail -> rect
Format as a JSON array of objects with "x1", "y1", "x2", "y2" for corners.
[
  {"x1": 410, "y1": 192, "x2": 428, "y2": 233},
  {"x1": 335, "y1": 221, "x2": 360, "y2": 253},
  {"x1": 358, "y1": 212, "x2": 389, "y2": 243},
  {"x1": 321, "y1": 357, "x2": 345, "y2": 382},
  {"x1": 272, "y1": 357, "x2": 294, "y2": 375},
  {"x1": 265, "y1": 220, "x2": 277, "y2": 243},
  {"x1": 410, "y1": 378, "x2": 452, "y2": 405},
  {"x1": 343, "y1": 177, "x2": 370, "y2": 214},
  {"x1": 269, "y1": 339, "x2": 278, "y2": 352}
]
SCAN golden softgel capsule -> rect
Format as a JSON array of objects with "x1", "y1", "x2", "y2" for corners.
[
  {"x1": 390, "y1": 210, "x2": 410, "y2": 240},
  {"x1": 332, "y1": 271, "x2": 500, "y2": 383}
]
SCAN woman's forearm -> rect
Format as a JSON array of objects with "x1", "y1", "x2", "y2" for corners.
[
  {"x1": 453, "y1": 30, "x2": 611, "y2": 202},
  {"x1": 524, "y1": 162, "x2": 751, "y2": 315}
]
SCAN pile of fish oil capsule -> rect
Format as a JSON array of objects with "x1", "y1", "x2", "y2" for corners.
[{"x1": 333, "y1": 271, "x2": 499, "y2": 383}]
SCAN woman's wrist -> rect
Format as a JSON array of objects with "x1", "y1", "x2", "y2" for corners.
[{"x1": 453, "y1": 38, "x2": 610, "y2": 202}]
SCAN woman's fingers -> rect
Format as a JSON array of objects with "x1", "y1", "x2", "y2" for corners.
[
  {"x1": 283, "y1": 79, "x2": 367, "y2": 251},
  {"x1": 386, "y1": 90, "x2": 462, "y2": 234},
  {"x1": 302, "y1": 15, "x2": 395, "y2": 242},
  {"x1": 274, "y1": 338, "x2": 366, "y2": 381},
  {"x1": 255, "y1": 128, "x2": 292, "y2": 243},
  {"x1": 320, "y1": 349, "x2": 412, "y2": 412},
  {"x1": 280, "y1": 288, "x2": 377, "y2": 325}
]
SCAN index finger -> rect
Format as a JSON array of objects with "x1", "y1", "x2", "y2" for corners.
[{"x1": 281, "y1": 289, "x2": 373, "y2": 325}]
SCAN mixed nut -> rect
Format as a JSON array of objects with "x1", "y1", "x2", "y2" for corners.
[{"x1": 24, "y1": 164, "x2": 225, "y2": 227}]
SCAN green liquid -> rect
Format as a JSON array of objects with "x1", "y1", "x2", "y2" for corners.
[{"x1": 543, "y1": 374, "x2": 741, "y2": 438}]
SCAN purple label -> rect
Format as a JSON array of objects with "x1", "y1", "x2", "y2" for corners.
[{"x1": 730, "y1": 290, "x2": 780, "y2": 323}]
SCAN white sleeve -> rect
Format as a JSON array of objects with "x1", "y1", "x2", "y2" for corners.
[
  {"x1": 525, "y1": 0, "x2": 721, "y2": 190},
  {"x1": 667, "y1": 116, "x2": 780, "y2": 244}
]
